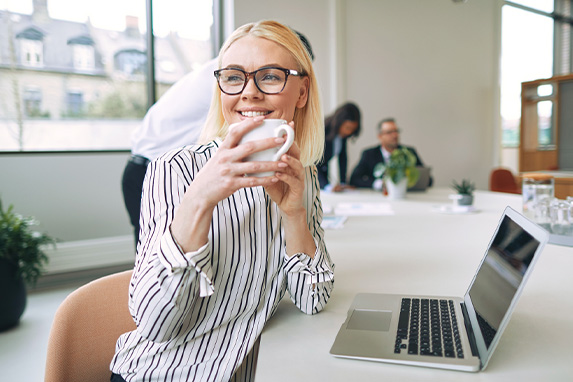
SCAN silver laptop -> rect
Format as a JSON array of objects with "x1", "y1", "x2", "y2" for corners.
[
  {"x1": 408, "y1": 167, "x2": 431, "y2": 191},
  {"x1": 330, "y1": 206, "x2": 549, "y2": 372}
]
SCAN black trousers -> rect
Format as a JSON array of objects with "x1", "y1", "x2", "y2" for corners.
[
  {"x1": 121, "y1": 156, "x2": 149, "y2": 247},
  {"x1": 110, "y1": 372, "x2": 127, "y2": 382}
]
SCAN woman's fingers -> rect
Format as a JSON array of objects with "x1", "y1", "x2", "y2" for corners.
[
  {"x1": 221, "y1": 117, "x2": 265, "y2": 148},
  {"x1": 232, "y1": 160, "x2": 285, "y2": 177}
]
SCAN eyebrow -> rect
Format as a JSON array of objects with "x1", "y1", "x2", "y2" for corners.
[{"x1": 221, "y1": 63, "x2": 287, "y2": 70}]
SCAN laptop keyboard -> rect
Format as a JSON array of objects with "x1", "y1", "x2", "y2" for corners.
[{"x1": 394, "y1": 298, "x2": 464, "y2": 359}]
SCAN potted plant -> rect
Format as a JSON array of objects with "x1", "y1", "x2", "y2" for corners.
[
  {"x1": 0, "y1": 198, "x2": 55, "y2": 331},
  {"x1": 451, "y1": 179, "x2": 476, "y2": 206},
  {"x1": 374, "y1": 147, "x2": 420, "y2": 199}
]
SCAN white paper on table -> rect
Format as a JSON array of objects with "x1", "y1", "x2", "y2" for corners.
[
  {"x1": 321, "y1": 215, "x2": 348, "y2": 229},
  {"x1": 321, "y1": 203, "x2": 334, "y2": 215},
  {"x1": 334, "y1": 202, "x2": 395, "y2": 216}
]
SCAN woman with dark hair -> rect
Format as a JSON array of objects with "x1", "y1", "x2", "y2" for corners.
[{"x1": 317, "y1": 102, "x2": 361, "y2": 191}]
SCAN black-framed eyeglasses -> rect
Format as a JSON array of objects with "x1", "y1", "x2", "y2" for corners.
[
  {"x1": 381, "y1": 128, "x2": 400, "y2": 135},
  {"x1": 214, "y1": 67, "x2": 304, "y2": 95}
]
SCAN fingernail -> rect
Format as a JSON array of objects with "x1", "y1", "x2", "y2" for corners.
[
  {"x1": 253, "y1": 116, "x2": 265, "y2": 122},
  {"x1": 278, "y1": 162, "x2": 288, "y2": 168},
  {"x1": 275, "y1": 137, "x2": 285, "y2": 143}
]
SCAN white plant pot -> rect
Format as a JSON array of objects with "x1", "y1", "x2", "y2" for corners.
[{"x1": 386, "y1": 177, "x2": 408, "y2": 200}]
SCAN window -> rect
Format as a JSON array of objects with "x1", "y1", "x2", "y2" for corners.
[
  {"x1": 66, "y1": 91, "x2": 84, "y2": 117},
  {"x1": 114, "y1": 49, "x2": 146, "y2": 76},
  {"x1": 500, "y1": 1, "x2": 555, "y2": 147},
  {"x1": 0, "y1": 0, "x2": 216, "y2": 151},
  {"x1": 20, "y1": 38, "x2": 44, "y2": 67},
  {"x1": 70, "y1": 41, "x2": 95, "y2": 70},
  {"x1": 23, "y1": 88, "x2": 44, "y2": 117}
]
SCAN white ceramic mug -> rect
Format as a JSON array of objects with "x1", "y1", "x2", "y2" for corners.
[{"x1": 240, "y1": 119, "x2": 295, "y2": 177}]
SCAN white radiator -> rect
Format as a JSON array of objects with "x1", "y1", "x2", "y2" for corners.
[{"x1": 43, "y1": 235, "x2": 135, "y2": 274}]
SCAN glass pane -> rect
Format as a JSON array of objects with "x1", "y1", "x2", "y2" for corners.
[
  {"x1": 537, "y1": 100, "x2": 553, "y2": 146},
  {"x1": 500, "y1": 5, "x2": 554, "y2": 147},
  {"x1": 537, "y1": 84, "x2": 553, "y2": 97},
  {"x1": 0, "y1": 0, "x2": 214, "y2": 151},
  {"x1": 153, "y1": 0, "x2": 213, "y2": 100},
  {"x1": 507, "y1": 0, "x2": 554, "y2": 13}
]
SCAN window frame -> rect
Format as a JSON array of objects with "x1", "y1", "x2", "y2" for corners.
[{"x1": 500, "y1": 0, "x2": 572, "y2": 149}]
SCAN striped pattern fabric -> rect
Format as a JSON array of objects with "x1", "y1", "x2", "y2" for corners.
[{"x1": 111, "y1": 140, "x2": 335, "y2": 382}]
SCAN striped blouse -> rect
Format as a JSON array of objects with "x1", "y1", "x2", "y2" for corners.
[{"x1": 111, "y1": 140, "x2": 335, "y2": 382}]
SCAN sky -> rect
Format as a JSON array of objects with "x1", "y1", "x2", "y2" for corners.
[{"x1": 0, "y1": 0, "x2": 213, "y2": 40}]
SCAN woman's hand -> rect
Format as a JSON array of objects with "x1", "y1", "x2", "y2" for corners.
[
  {"x1": 264, "y1": 127, "x2": 317, "y2": 258},
  {"x1": 171, "y1": 116, "x2": 286, "y2": 252},
  {"x1": 264, "y1": 132, "x2": 306, "y2": 218},
  {"x1": 332, "y1": 184, "x2": 355, "y2": 193}
]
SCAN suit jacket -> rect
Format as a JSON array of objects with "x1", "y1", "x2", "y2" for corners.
[
  {"x1": 317, "y1": 137, "x2": 349, "y2": 189},
  {"x1": 349, "y1": 145, "x2": 425, "y2": 188}
]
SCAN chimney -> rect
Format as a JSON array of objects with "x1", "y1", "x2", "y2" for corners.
[
  {"x1": 32, "y1": 0, "x2": 50, "y2": 23},
  {"x1": 125, "y1": 15, "x2": 140, "y2": 38}
]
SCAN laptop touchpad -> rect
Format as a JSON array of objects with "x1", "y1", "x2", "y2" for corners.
[{"x1": 347, "y1": 309, "x2": 392, "y2": 332}]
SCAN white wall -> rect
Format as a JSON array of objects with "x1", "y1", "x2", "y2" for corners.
[
  {"x1": 0, "y1": 152, "x2": 132, "y2": 242},
  {"x1": 234, "y1": 0, "x2": 501, "y2": 189}
]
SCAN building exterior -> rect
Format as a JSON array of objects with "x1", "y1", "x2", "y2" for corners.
[{"x1": 0, "y1": 0, "x2": 211, "y2": 150}]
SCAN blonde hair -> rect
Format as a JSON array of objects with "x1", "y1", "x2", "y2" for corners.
[{"x1": 199, "y1": 20, "x2": 324, "y2": 166}]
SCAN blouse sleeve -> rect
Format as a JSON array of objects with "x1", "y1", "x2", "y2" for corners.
[
  {"x1": 283, "y1": 165, "x2": 335, "y2": 314},
  {"x1": 128, "y1": 154, "x2": 214, "y2": 343}
]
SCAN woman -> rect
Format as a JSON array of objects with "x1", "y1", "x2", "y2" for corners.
[
  {"x1": 110, "y1": 20, "x2": 334, "y2": 382},
  {"x1": 317, "y1": 102, "x2": 361, "y2": 191}
]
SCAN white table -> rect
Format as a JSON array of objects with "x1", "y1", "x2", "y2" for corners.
[{"x1": 255, "y1": 188, "x2": 573, "y2": 381}]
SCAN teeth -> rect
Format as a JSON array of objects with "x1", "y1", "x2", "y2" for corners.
[{"x1": 241, "y1": 111, "x2": 269, "y2": 117}]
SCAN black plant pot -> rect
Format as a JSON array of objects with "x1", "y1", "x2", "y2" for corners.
[{"x1": 0, "y1": 258, "x2": 27, "y2": 332}]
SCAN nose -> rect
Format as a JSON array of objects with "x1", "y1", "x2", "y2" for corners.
[{"x1": 241, "y1": 75, "x2": 263, "y2": 99}]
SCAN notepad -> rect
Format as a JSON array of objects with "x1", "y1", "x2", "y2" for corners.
[
  {"x1": 334, "y1": 203, "x2": 395, "y2": 216},
  {"x1": 321, "y1": 216, "x2": 348, "y2": 229}
]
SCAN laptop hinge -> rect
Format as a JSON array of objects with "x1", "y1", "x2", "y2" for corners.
[{"x1": 460, "y1": 302, "x2": 479, "y2": 358}]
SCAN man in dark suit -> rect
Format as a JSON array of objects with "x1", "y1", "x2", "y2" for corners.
[{"x1": 349, "y1": 118, "x2": 429, "y2": 189}]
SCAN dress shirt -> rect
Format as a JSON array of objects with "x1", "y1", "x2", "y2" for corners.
[
  {"x1": 130, "y1": 59, "x2": 217, "y2": 161},
  {"x1": 111, "y1": 140, "x2": 335, "y2": 382}
]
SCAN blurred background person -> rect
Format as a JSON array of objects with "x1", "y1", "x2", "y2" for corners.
[
  {"x1": 317, "y1": 102, "x2": 362, "y2": 191},
  {"x1": 350, "y1": 117, "x2": 429, "y2": 190}
]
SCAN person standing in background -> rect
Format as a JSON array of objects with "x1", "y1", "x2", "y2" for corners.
[
  {"x1": 121, "y1": 59, "x2": 217, "y2": 245},
  {"x1": 317, "y1": 102, "x2": 362, "y2": 191}
]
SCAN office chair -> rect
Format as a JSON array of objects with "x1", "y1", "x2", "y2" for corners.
[
  {"x1": 44, "y1": 270, "x2": 136, "y2": 382},
  {"x1": 489, "y1": 167, "x2": 521, "y2": 194}
]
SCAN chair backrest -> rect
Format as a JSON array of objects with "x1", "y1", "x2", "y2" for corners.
[
  {"x1": 489, "y1": 167, "x2": 521, "y2": 194},
  {"x1": 45, "y1": 270, "x2": 136, "y2": 382}
]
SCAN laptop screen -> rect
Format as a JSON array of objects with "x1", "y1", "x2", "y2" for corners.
[{"x1": 468, "y1": 215, "x2": 540, "y2": 349}]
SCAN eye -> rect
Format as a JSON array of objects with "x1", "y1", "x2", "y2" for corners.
[
  {"x1": 257, "y1": 69, "x2": 285, "y2": 83},
  {"x1": 220, "y1": 70, "x2": 245, "y2": 84}
]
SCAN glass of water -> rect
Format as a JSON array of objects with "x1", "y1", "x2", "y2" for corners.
[
  {"x1": 550, "y1": 198, "x2": 572, "y2": 236},
  {"x1": 522, "y1": 173, "x2": 554, "y2": 222}
]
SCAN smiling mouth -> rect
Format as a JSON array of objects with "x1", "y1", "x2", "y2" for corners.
[{"x1": 240, "y1": 111, "x2": 272, "y2": 117}]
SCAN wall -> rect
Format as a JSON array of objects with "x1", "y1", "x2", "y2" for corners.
[
  {"x1": 0, "y1": 152, "x2": 135, "y2": 273},
  {"x1": 234, "y1": 0, "x2": 500, "y2": 189}
]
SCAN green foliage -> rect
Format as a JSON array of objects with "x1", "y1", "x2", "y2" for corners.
[
  {"x1": 373, "y1": 147, "x2": 420, "y2": 187},
  {"x1": 0, "y1": 199, "x2": 56, "y2": 286},
  {"x1": 451, "y1": 179, "x2": 475, "y2": 195},
  {"x1": 87, "y1": 88, "x2": 147, "y2": 119}
]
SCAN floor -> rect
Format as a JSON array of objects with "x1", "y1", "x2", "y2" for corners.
[{"x1": 0, "y1": 283, "x2": 81, "y2": 381}]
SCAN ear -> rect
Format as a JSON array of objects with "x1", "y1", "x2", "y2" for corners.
[{"x1": 295, "y1": 76, "x2": 310, "y2": 109}]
